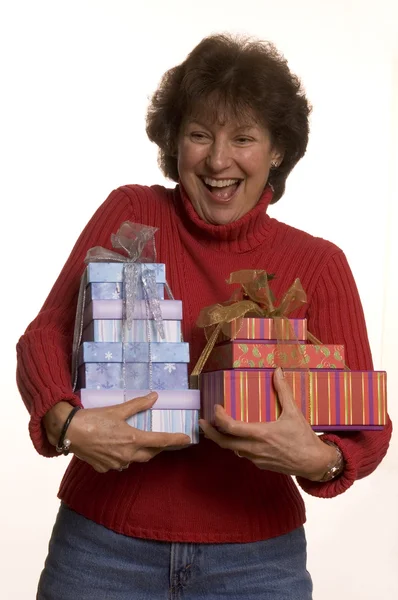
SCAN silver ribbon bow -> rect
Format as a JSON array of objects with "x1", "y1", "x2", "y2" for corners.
[{"x1": 71, "y1": 221, "x2": 171, "y2": 393}]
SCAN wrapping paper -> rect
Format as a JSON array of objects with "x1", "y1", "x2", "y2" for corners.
[
  {"x1": 217, "y1": 318, "x2": 307, "y2": 342},
  {"x1": 78, "y1": 362, "x2": 189, "y2": 390},
  {"x1": 78, "y1": 389, "x2": 200, "y2": 443},
  {"x1": 128, "y1": 410, "x2": 199, "y2": 442},
  {"x1": 200, "y1": 369, "x2": 387, "y2": 430},
  {"x1": 85, "y1": 262, "x2": 166, "y2": 284},
  {"x1": 78, "y1": 388, "x2": 200, "y2": 409},
  {"x1": 84, "y1": 299, "x2": 182, "y2": 324},
  {"x1": 83, "y1": 319, "x2": 182, "y2": 343},
  {"x1": 204, "y1": 342, "x2": 345, "y2": 371},
  {"x1": 86, "y1": 282, "x2": 165, "y2": 301},
  {"x1": 78, "y1": 342, "x2": 189, "y2": 364}
]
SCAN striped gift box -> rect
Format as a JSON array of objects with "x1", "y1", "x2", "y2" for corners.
[
  {"x1": 200, "y1": 369, "x2": 387, "y2": 430},
  {"x1": 217, "y1": 318, "x2": 307, "y2": 342},
  {"x1": 127, "y1": 409, "x2": 199, "y2": 443},
  {"x1": 83, "y1": 319, "x2": 182, "y2": 343},
  {"x1": 204, "y1": 342, "x2": 345, "y2": 371},
  {"x1": 78, "y1": 389, "x2": 200, "y2": 443}
]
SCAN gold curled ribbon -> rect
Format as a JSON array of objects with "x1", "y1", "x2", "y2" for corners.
[{"x1": 190, "y1": 271, "x2": 308, "y2": 387}]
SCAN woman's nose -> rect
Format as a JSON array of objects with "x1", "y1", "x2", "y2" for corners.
[{"x1": 205, "y1": 139, "x2": 232, "y2": 172}]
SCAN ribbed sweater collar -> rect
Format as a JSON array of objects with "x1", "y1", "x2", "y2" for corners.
[{"x1": 174, "y1": 184, "x2": 274, "y2": 253}]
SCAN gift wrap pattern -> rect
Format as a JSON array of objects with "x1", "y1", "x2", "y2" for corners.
[
  {"x1": 127, "y1": 409, "x2": 199, "y2": 442},
  {"x1": 204, "y1": 342, "x2": 345, "y2": 371},
  {"x1": 84, "y1": 299, "x2": 182, "y2": 324},
  {"x1": 79, "y1": 342, "x2": 189, "y2": 364},
  {"x1": 85, "y1": 262, "x2": 166, "y2": 284},
  {"x1": 217, "y1": 318, "x2": 307, "y2": 342},
  {"x1": 78, "y1": 362, "x2": 189, "y2": 390},
  {"x1": 79, "y1": 389, "x2": 201, "y2": 410},
  {"x1": 83, "y1": 319, "x2": 182, "y2": 343},
  {"x1": 78, "y1": 260, "x2": 199, "y2": 442},
  {"x1": 86, "y1": 282, "x2": 165, "y2": 301},
  {"x1": 200, "y1": 369, "x2": 387, "y2": 430}
]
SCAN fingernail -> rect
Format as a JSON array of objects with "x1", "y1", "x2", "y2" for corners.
[
  {"x1": 146, "y1": 392, "x2": 158, "y2": 401},
  {"x1": 276, "y1": 367, "x2": 284, "y2": 379}
]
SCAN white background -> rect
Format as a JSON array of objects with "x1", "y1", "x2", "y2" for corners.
[{"x1": 1, "y1": 1, "x2": 398, "y2": 598}]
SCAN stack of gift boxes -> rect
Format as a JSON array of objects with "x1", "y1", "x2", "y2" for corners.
[
  {"x1": 199, "y1": 317, "x2": 387, "y2": 431},
  {"x1": 76, "y1": 261, "x2": 200, "y2": 442}
]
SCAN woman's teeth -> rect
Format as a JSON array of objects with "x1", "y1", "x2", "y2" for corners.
[{"x1": 203, "y1": 177, "x2": 240, "y2": 188}]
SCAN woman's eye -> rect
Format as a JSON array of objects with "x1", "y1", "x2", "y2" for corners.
[
  {"x1": 190, "y1": 132, "x2": 208, "y2": 141},
  {"x1": 236, "y1": 136, "x2": 252, "y2": 144}
]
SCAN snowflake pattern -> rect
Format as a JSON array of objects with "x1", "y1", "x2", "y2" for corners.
[
  {"x1": 96, "y1": 364, "x2": 108, "y2": 374},
  {"x1": 164, "y1": 363, "x2": 176, "y2": 373},
  {"x1": 105, "y1": 351, "x2": 113, "y2": 360},
  {"x1": 152, "y1": 378, "x2": 166, "y2": 390},
  {"x1": 86, "y1": 342, "x2": 99, "y2": 353},
  {"x1": 112, "y1": 291, "x2": 120, "y2": 299}
]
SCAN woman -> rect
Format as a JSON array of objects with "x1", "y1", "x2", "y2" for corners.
[{"x1": 17, "y1": 34, "x2": 391, "y2": 599}]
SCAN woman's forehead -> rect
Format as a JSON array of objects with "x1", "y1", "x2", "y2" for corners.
[{"x1": 186, "y1": 102, "x2": 260, "y2": 129}]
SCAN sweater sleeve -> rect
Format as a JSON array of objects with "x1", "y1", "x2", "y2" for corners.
[
  {"x1": 16, "y1": 187, "x2": 137, "y2": 457},
  {"x1": 297, "y1": 250, "x2": 392, "y2": 498}
]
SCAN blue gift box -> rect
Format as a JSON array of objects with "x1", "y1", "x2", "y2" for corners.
[
  {"x1": 82, "y1": 319, "x2": 182, "y2": 343},
  {"x1": 85, "y1": 262, "x2": 166, "y2": 284},
  {"x1": 79, "y1": 342, "x2": 190, "y2": 363},
  {"x1": 78, "y1": 362, "x2": 189, "y2": 390},
  {"x1": 86, "y1": 282, "x2": 165, "y2": 301}
]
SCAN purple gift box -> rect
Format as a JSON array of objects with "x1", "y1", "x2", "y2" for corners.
[
  {"x1": 82, "y1": 319, "x2": 182, "y2": 343},
  {"x1": 78, "y1": 342, "x2": 190, "y2": 363},
  {"x1": 78, "y1": 388, "x2": 200, "y2": 409},
  {"x1": 84, "y1": 300, "x2": 182, "y2": 325},
  {"x1": 78, "y1": 362, "x2": 189, "y2": 390},
  {"x1": 86, "y1": 282, "x2": 165, "y2": 301},
  {"x1": 85, "y1": 262, "x2": 166, "y2": 284},
  {"x1": 78, "y1": 389, "x2": 200, "y2": 443}
]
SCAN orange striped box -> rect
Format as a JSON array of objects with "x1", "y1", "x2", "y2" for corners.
[
  {"x1": 200, "y1": 369, "x2": 387, "y2": 431},
  {"x1": 204, "y1": 342, "x2": 345, "y2": 371},
  {"x1": 217, "y1": 318, "x2": 307, "y2": 342}
]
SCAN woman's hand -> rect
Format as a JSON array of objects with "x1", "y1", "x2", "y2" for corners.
[
  {"x1": 199, "y1": 368, "x2": 337, "y2": 481},
  {"x1": 44, "y1": 393, "x2": 191, "y2": 473}
]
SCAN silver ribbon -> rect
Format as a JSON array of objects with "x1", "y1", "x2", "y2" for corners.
[{"x1": 71, "y1": 221, "x2": 168, "y2": 392}]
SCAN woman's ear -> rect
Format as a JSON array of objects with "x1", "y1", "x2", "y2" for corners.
[{"x1": 271, "y1": 148, "x2": 284, "y2": 168}]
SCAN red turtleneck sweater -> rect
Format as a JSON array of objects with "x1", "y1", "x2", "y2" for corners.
[{"x1": 16, "y1": 184, "x2": 392, "y2": 543}]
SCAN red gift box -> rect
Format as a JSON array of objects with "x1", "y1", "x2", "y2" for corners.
[{"x1": 200, "y1": 369, "x2": 387, "y2": 431}]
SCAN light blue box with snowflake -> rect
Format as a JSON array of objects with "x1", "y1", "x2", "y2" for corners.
[
  {"x1": 78, "y1": 362, "x2": 189, "y2": 390},
  {"x1": 85, "y1": 262, "x2": 166, "y2": 284},
  {"x1": 82, "y1": 319, "x2": 182, "y2": 343},
  {"x1": 78, "y1": 342, "x2": 190, "y2": 364},
  {"x1": 86, "y1": 282, "x2": 165, "y2": 301}
]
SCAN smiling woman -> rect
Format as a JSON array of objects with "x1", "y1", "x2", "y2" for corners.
[
  {"x1": 16, "y1": 32, "x2": 391, "y2": 600},
  {"x1": 177, "y1": 118, "x2": 280, "y2": 224}
]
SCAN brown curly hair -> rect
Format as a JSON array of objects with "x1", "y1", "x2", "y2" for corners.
[{"x1": 146, "y1": 34, "x2": 311, "y2": 203}]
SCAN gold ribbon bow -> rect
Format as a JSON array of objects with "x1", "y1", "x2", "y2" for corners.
[{"x1": 190, "y1": 270, "x2": 309, "y2": 385}]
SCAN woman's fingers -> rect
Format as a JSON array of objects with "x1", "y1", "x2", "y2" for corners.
[
  {"x1": 112, "y1": 392, "x2": 159, "y2": 419},
  {"x1": 272, "y1": 368, "x2": 302, "y2": 418},
  {"x1": 136, "y1": 430, "x2": 191, "y2": 449}
]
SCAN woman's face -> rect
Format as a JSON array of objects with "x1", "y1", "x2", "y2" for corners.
[{"x1": 177, "y1": 113, "x2": 281, "y2": 225}]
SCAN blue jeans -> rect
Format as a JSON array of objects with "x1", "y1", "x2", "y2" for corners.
[{"x1": 37, "y1": 503, "x2": 313, "y2": 600}]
